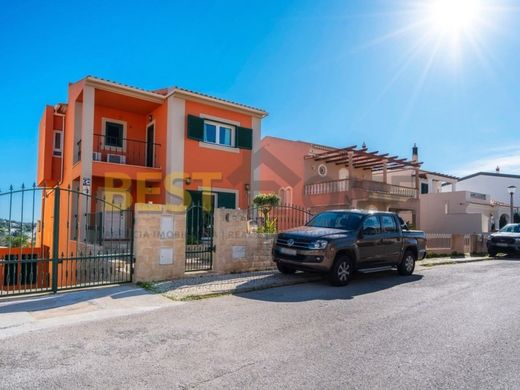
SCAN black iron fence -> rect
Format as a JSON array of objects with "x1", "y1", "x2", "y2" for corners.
[
  {"x1": 0, "y1": 184, "x2": 134, "y2": 297},
  {"x1": 247, "y1": 204, "x2": 313, "y2": 232}
]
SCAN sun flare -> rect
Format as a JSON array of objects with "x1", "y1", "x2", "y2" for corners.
[{"x1": 427, "y1": 0, "x2": 483, "y2": 38}]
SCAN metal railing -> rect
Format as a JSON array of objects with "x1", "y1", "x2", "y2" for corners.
[
  {"x1": 304, "y1": 178, "x2": 417, "y2": 198},
  {"x1": 75, "y1": 134, "x2": 161, "y2": 168},
  {"x1": 247, "y1": 204, "x2": 313, "y2": 232}
]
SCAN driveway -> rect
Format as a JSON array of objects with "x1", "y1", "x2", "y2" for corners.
[{"x1": 1, "y1": 260, "x2": 519, "y2": 389}]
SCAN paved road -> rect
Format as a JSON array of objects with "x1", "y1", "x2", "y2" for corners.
[{"x1": 1, "y1": 260, "x2": 519, "y2": 389}]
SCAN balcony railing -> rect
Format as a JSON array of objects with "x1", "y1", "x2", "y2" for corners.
[
  {"x1": 75, "y1": 134, "x2": 161, "y2": 168},
  {"x1": 304, "y1": 178, "x2": 417, "y2": 198}
]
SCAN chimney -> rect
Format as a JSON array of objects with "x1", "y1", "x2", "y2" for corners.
[{"x1": 412, "y1": 143, "x2": 418, "y2": 162}]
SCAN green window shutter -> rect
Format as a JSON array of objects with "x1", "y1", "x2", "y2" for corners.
[
  {"x1": 235, "y1": 126, "x2": 253, "y2": 150},
  {"x1": 187, "y1": 115, "x2": 204, "y2": 141},
  {"x1": 216, "y1": 192, "x2": 236, "y2": 209}
]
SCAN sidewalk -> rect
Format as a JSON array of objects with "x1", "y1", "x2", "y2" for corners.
[
  {"x1": 154, "y1": 255, "x2": 493, "y2": 300},
  {"x1": 0, "y1": 284, "x2": 174, "y2": 339}
]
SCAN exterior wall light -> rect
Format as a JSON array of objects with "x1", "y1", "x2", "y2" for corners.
[
  {"x1": 185, "y1": 176, "x2": 192, "y2": 185},
  {"x1": 244, "y1": 183, "x2": 250, "y2": 191}
]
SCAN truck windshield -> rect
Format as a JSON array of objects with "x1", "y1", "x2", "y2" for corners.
[
  {"x1": 499, "y1": 224, "x2": 520, "y2": 233},
  {"x1": 306, "y1": 212, "x2": 363, "y2": 230}
]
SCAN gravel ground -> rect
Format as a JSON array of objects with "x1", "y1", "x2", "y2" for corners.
[{"x1": 153, "y1": 270, "x2": 322, "y2": 300}]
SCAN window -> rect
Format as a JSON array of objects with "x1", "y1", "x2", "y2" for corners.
[
  {"x1": 53, "y1": 131, "x2": 62, "y2": 156},
  {"x1": 381, "y1": 215, "x2": 398, "y2": 233},
  {"x1": 362, "y1": 215, "x2": 381, "y2": 235},
  {"x1": 421, "y1": 182, "x2": 429, "y2": 194},
  {"x1": 306, "y1": 212, "x2": 363, "y2": 230},
  {"x1": 203, "y1": 121, "x2": 235, "y2": 147},
  {"x1": 104, "y1": 121, "x2": 124, "y2": 148}
]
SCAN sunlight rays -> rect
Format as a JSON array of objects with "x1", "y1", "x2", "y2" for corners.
[{"x1": 354, "y1": 0, "x2": 515, "y2": 127}]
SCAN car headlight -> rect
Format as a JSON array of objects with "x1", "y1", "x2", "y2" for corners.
[{"x1": 309, "y1": 240, "x2": 328, "y2": 250}]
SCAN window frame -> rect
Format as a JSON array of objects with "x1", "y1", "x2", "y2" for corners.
[
  {"x1": 380, "y1": 214, "x2": 398, "y2": 233},
  {"x1": 101, "y1": 118, "x2": 127, "y2": 151},
  {"x1": 362, "y1": 215, "x2": 382, "y2": 236},
  {"x1": 53, "y1": 130, "x2": 63, "y2": 156},
  {"x1": 203, "y1": 120, "x2": 236, "y2": 148}
]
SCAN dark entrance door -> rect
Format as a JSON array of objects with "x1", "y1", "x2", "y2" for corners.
[
  {"x1": 185, "y1": 190, "x2": 215, "y2": 272},
  {"x1": 146, "y1": 124, "x2": 155, "y2": 167}
]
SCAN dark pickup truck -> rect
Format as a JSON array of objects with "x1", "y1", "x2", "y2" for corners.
[
  {"x1": 487, "y1": 223, "x2": 520, "y2": 256},
  {"x1": 272, "y1": 210, "x2": 427, "y2": 286}
]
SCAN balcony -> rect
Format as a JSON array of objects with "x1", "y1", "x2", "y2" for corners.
[
  {"x1": 304, "y1": 178, "x2": 417, "y2": 199},
  {"x1": 76, "y1": 134, "x2": 161, "y2": 168}
]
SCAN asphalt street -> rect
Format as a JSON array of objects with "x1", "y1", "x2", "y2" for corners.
[{"x1": 1, "y1": 259, "x2": 519, "y2": 389}]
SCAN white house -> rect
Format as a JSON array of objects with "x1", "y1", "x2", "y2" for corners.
[{"x1": 442, "y1": 171, "x2": 520, "y2": 228}]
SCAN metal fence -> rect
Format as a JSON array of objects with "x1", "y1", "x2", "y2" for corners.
[
  {"x1": 0, "y1": 184, "x2": 134, "y2": 297},
  {"x1": 247, "y1": 204, "x2": 313, "y2": 232}
]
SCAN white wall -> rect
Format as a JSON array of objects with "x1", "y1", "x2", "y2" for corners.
[
  {"x1": 455, "y1": 174, "x2": 520, "y2": 205},
  {"x1": 420, "y1": 191, "x2": 492, "y2": 234}
]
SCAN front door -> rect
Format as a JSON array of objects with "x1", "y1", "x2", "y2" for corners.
[{"x1": 146, "y1": 124, "x2": 154, "y2": 167}]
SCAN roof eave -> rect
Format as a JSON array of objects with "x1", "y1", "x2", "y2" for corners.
[
  {"x1": 84, "y1": 76, "x2": 165, "y2": 103},
  {"x1": 166, "y1": 88, "x2": 268, "y2": 118}
]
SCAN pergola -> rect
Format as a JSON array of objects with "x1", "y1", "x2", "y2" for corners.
[{"x1": 307, "y1": 144, "x2": 422, "y2": 184}]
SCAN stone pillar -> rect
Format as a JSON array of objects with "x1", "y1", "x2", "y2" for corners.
[
  {"x1": 133, "y1": 204, "x2": 186, "y2": 282},
  {"x1": 451, "y1": 234, "x2": 465, "y2": 254}
]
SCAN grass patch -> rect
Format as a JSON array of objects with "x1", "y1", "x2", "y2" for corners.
[
  {"x1": 136, "y1": 281, "x2": 160, "y2": 293},
  {"x1": 171, "y1": 292, "x2": 231, "y2": 301}
]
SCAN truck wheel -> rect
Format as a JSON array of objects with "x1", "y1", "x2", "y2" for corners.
[
  {"x1": 398, "y1": 250, "x2": 416, "y2": 276},
  {"x1": 329, "y1": 255, "x2": 352, "y2": 286},
  {"x1": 488, "y1": 249, "x2": 497, "y2": 257},
  {"x1": 277, "y1": 262, "x2": 296, "y2": 275}
]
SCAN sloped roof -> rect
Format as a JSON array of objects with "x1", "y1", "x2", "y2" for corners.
[{"x1": 83, "y1": 75, "x2": 267, "y2": 116}]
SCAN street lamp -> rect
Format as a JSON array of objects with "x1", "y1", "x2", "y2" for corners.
[{"x1": 507, "y1": 185, "x2": 516, "y2": 223}]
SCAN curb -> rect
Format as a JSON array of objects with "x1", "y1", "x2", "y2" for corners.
[
  {"x1": 162, "y1": 274, "x2": 322, "y2": 301},
  {"x1": 417, "y1": 257, "x2": 490, "y2": 268}
]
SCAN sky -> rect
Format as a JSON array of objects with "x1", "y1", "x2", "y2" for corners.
[{"x1": 1, "y1": 0, "x2": 520, "y2": 189}]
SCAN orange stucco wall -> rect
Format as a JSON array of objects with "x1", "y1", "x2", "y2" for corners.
[
  {"x1": 258, "y1": 136, "x2": 311, "y2": 207},
  {"x1": 36, "y1": 106, "x2": 64, "y2": 187},
  {"x1": 183, "y1": 100, "x2": 253, "y2": 209}
]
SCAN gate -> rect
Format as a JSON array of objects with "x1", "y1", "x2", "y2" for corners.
[
  {"x1": 0, "y1": 185, "x2": 134, "y2": 297},
  {"x1": 185, "y1": 203, "x2": 214, "y2": 272},
  {"x1": 247, "y1": 204, "x2": 313, "y2": 232}
]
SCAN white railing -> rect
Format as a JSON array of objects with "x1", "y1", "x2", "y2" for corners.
[{"x1": 304, "y1": 178, "x2": 417, "y2": 198}]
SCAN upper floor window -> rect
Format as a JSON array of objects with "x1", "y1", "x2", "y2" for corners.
[
  {"x1": 187, "y1": 114, "x2": 253, "y2": 150},
  {"x1": 203, "y1": 121, "x2": 235, "y2": 147},
  {"x1": 53, "y1": 131, "x2": 62, "y2": 156},
  {"x1": 421, "y1": 182, "x2": 429, "y2": 194},
  {"x1": 102, "y1": 119, "x2": 126, "y2": 149}
]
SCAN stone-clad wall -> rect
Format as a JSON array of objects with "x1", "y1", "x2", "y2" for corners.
[
  {"x1": 213, "y1": 209, "x2": 276, "y2": 274},
  {"x1": 133, "y1": 204, "x2": 186, "y2": 282},
  {"x1": 133, "y1": 205, "x2": 276, "y2": 283}
]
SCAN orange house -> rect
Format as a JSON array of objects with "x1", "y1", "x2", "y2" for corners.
[{"x1": 37, "y1": 75, "x2": 267, "y2": 259}]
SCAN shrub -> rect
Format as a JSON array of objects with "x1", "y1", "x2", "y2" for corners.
[{"x1": 252, "y1": 193, "x2": 280, "y2": 233}]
